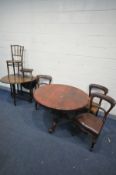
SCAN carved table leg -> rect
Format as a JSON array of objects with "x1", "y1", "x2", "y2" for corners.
[
  {"x1": 48, "y1": 111, "x2": 62, "y2": 133},
  {"x1": 48, "y1": 118, "x2": 58, "y2": 133}
]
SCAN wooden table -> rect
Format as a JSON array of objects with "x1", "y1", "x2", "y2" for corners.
[
  {"x1": 34, "y1": 84, "x2": 89, "y2": 132},
  {"x1": 0, "y1": 74, "x2": 37, "y2": 105}
]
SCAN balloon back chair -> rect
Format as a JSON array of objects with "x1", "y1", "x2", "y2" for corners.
[
  {"x1": 35, "y1": 75, "x2": 52, "y2": 109},
  {"x1": 36, "y1": 75, "x2": 52, "y2": 87},
  {"x1": 88, "y1": 84, "x2": 108, "y2": 115},
  {"x1": 73, "y1": 93, "x2": 116, "y2": 151}
]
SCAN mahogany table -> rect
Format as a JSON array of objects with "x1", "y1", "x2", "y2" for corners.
[
  {"x1": 0, "y1": 74, "x2": 37, "y2": 105},
  {"x1": 34, "y1": 84, "x2": 89, "y2": 132}
]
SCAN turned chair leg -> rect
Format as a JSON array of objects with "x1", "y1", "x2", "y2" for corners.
[
  {"x1": 90, "y1": 137, "x2": 97, "y2": 151},
  {"x1": 29, "y1": 89, "x2": 33, "y2": 102},
  {"x1": 13, "y1": 62, "x2": 16, "y2": 76},
  {"x1": 18, "y1": 63, "x2": 20, "y2": 75},
  {"x1": 7, "y1": 64, "x2": 9, "y2": 76},
  {"x1": 10, "y1": 84, "x2": 13, "y2": 96}
]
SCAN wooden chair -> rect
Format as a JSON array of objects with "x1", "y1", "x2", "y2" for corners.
[
  {"x1": 21, "y1": 78, "x2": 38, "y2": 102},
  {"x1": 36, "y1": 75, "x2": 52, "y2": 88},
  {"x1": 6, "y1": 45, "x2": 24, "y2": 76},
  {"x1": 20, "y1": 68, "x2": 34, "y2": 78},
  {"x1": 73, "y1": 93, "x2": 116, "y2": 151},
  {"x1": 19, "y1": 68, "x2": 37, "y2": 102},
  {"x1": 35, "y1": 75, "x2": 52, "y2": 109},
  {"x1": 88, "y1": 84, "x2": 108, "y2": 115}
]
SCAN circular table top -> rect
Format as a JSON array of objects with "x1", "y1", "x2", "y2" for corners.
[
  {"x1": 34, "y1": 84, "x2": 89, "y2": 111},
  {"x1": 0, "y1": 74, "x2": 36, "y2": 84}
]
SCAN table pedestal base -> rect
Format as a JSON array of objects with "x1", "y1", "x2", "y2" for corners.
[{"x1": 48, "y1": 110, "x2": 74, "y2": 133}]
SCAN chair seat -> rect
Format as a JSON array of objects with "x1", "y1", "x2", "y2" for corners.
[
  {"x1": 7, "y1": 60, "x2": 22, "y2": 64},
  {"x1": 38, "y1": 75, "x2": 52, "y2": 79},
  {"x1": 75, "y1": 113, "x2": 103, "y2": 135},
  {"x1": 21, "y1": 79, "x2": 37, "y2": 89},
  {"x1": 20, "y1": 68, "x2": 33, "y2": 73}
]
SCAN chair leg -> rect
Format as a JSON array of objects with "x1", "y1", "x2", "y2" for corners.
[
  {"x1": 20, "y1": 84, "x2": 23, "y2": 92},
  {"x1": 29, "y1": 89, "x2": 33, "y2": 102},
  {"x1": 10, "y1": 84, "x2": 13, "y2": 96},
  {"x1": 90, "y1": 142, "x2": 95, "y2": 151},
  {"x1": 12, "y1": 84, "x2": 16, "y2": 106},
  {"x1": 7, "y1": 62, "x2": 10, "y2": 76},
  {"x1": 90, "y1": 136, "x2": 97, "y2": 151},
  {"x1": 17, "y1": 84, "x2": 19, "y2": 92},
  {"x1": 21, "y1": 64, "x2": 24, "y2": 77},
  {"x1": 13, "y1": 62, "x2": 15, "y2": 75},
  {"x1": 18, "y1": 63, "x2": 20, "y2": 75}
]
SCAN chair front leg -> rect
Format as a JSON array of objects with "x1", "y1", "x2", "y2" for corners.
[
  {"x1": 90, "y1": 135, "x2": 97, "y2": 151},
  {"x1": 13, "y1": 62, "x2": 15, "y2": 75},
  {"x1": 7, "y1": 62, "x2": 10, "y2": 76}
]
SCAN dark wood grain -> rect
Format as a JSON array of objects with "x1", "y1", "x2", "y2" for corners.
[
  {"x1": 34, "y1": 84, "x2": 89, "y2": 111},
  {"x1": 0, "y1": 74, "x2": 36, "y2": 84},
  {"x1": 0, "y1": 74, "x2": 37, "y2": 105}
]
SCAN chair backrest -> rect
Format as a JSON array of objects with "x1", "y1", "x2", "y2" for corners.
[
  {"x1": 89, "y1": 84, "x2": 108, "y2": 97},
  {"x1": 89, "y1": 84, "x2": 109, "y2": 113},
  {"x1": 36, "y1": 75, "x2": 52, "y2": 87},
  {"x1": 11, "y1": 45, "x2": 24, "y2": 62},
  {"x1": 89, "y1": 93, "x2": 116, "y2": 122}
]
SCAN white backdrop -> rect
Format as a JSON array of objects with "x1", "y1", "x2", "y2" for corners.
[{"x1": 0, "y1": 0, "x2": 116, "y2": 115}]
